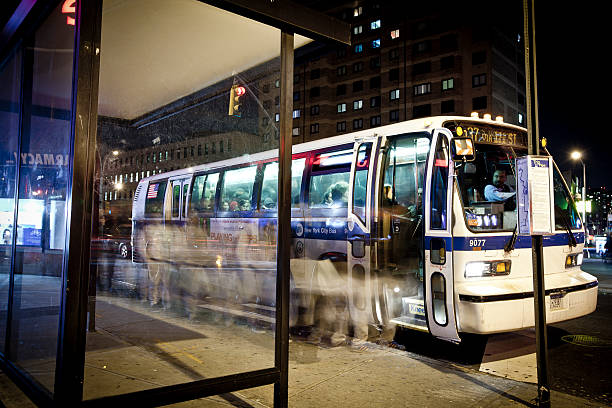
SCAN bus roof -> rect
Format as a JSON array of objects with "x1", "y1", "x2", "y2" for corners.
[{"x1": 137, "y1": 115, "x2": 527, "y2": 183}]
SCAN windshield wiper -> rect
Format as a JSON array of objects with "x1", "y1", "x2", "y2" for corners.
[
  {"x1": 504, "y1": 225, "x2": 518, "y2": 253},
  {"x1": 558, "y1": 207, "x2": 577, "y2": 247}
]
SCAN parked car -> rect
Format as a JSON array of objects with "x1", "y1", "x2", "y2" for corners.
[{"x1": 91, "y1": 224, "x2": 132, "y2": 259}]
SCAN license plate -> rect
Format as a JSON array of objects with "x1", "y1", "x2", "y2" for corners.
[{"x1": 550, "y1": 292, "x2": 565, "y2": 311}]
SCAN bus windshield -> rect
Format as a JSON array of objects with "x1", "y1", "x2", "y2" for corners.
[{"x1": 455, "y1": 144, "x2": 527, "y2": 232}]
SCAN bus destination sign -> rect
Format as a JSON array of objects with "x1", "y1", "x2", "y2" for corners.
[{"x1": 444, "y1": 121, "x2": 527, "y2": 148}]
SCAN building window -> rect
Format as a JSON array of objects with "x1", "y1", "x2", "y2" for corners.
[
  {"x1": 389, "y1": 68, "x2": 399, "y2": 81},
  {"x1": 275, "y1": 96, "x2": 280, "y2": 106},
  {"x1": 337, "y1": 121, "x2": 347, "y2": 132},
  {"x1": 370, "y1": 115, "x2": 381, "y2": 127},
  {"x1": 262, "y1": 117, "x2": 269, "y2": 126},
  {"x1": 263, "y1": 100, "x2": 271, "y2": 110},
  {"x1": 310, "y1": 123, "x2": 320, "y2": 134},
  {"x1": 293, "y1": 91, "x2": 300, "y2": 101},
  {"x1": 310, "y1": 86, "x2": 320, "y2": 98},
  {"x1": 212, "y1": 142, "x2": 216, "y2": 154},
  {"x1": 353, "y1": 61, "x2": 363, "y2": 73},
  {"x1": 370, "y1": 96, "x2": 380, "y2": 107},
  {"x1": 310, "y1": 68, "x2": 320, "y2": 80},
  {"x1": 220, "y1": 140, "x2": 224, "y2": 153},
  {"x1": 336, "y1": 84, "x2": 347, "y2": 96},
  {"x1": 353, "y1": 80, "x2": 364, "y2": 92},
  {"x1": 440, "y1": 55, "x2": 454, "y2": 69},
  {"x1": 440, "y1": 34, "x2": 458, "y2": 49},
  {"x1": 441, "y1": 100, "x2": 455, "y2": 114},
  {"x1": 353, "y1": 25, "x2": 363, "y2": 35},
  {"x1": 353, "y1": 6, "x2": 362, "y2": 16},
  {"x1": 205, "y1": 144, "x2": 209, "y2": 154},
  {"x1": 263, "y1": 84, "x2": 270, "y2": 93},
  {"x1": 198, "y1": 145, "x2": 202, "y2": 156},
  {"x1": 442, "y1": 78, "x2": 454, "y2": 90},
  {"x1": 390, "y1": 29, "x2": 400, "y2": 39},
  {"x1": 413, "y1": 83, "x2": 431, "y2": 96},
  {"x1": 311, "y1": 105, "x2": 320, "y2": 116},
  {"x1": 355, "y1": 43, "x2": 363, "y2": 53},
  {"x1": 337, "y1": 65, "x2": 347, "y2": 76},
  {"x1": 353, "y1": 99, "x2": 363, "y2": 110},
  {"x1": 228, "y1": 139, "x2": 232, "y2": 151},
  {"x1": 293, "y1": 127, "x2": 300, "y2": 136},
  {"x1": 371, "y1": 39, "x2": 381, "y2": 48},
  {"x1": 390, "y1": 89, "x2": 400, "y2": 100},
  {"x1": 275, "y1": 79, "x2": 280, "y2": 88},
  {"x1": 370, "y1": 56, "x2": 381, "y2": 68},
  {"x1": 370, "y1": 76, "x2": 381, "y2": 89},
  {"x1": 472, "y1": 50, "x2": 487, "y2": 65},
  {"x1": 472, "y1": 73, "x2": 486, "y2": 87},
  {"x1": 275, "y1": 113, "x2": 280, "y2": 122},
  {"x1": 389, "y1": 109, "x2": 400, "y2": 122},
  {"x1": 472, "y1": 96, "x2": 487, "y2": 110},
  {"x1": 337, "y1": 103, "x2": 347, "y2": 113},
  {"x1": 413, "y1": 61, "x2": 431, "y2": 75},
  {"x1": 370, "y1": 19, "x2": 381, "y2": 30},
  {"x1": 337, "y1": 47, "x2": 347, "y2": 58},
  {"x1": 518, "y1": 113, "x2": 524, "y2": 124},
  {"x1": 413, "y1": 104, "x2": 432, "y2": 118},
  {"x1": 414, "y1": 40, "x2": 431, "y2": 53},
  {"x1": 293, "y1": 109, "x2": 301, "y2": 118},
  {"x1": 389, "y1": 49, "x2": 400, "y2": 62},
  {"x1": 294, "y1": 74, "x2": 300, "y2": 83},
  {"x1": 353, "y1": 118, "x2": 364, "y2": 129}
]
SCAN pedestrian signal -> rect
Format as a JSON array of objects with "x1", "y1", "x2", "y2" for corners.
[{"x1": 228, "y1": 85, "x2": 246, "y2": 117}]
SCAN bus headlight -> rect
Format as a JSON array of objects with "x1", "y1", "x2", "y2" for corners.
[
  {"x1": 565, "y1": 253, "x2": 583, "y2": 268},
  {"x1": 465, "y1": 260, "x2": 511, "y2": 278}
]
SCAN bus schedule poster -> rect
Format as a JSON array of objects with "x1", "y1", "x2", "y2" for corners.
[{"x1": 516, "y1": 155, "x2": 554, "y2": 236}]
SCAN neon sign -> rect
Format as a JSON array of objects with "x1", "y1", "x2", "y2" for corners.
[{"x1": 62, "y1": 0, "x2": 76, "y2": 26}]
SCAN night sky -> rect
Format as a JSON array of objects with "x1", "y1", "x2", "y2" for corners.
[{"x1": 536, "y1": 4, "x2": 609, "y2": 189}]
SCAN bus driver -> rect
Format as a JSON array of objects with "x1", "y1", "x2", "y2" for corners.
[{"x1": 484, "y1": 169, "x2": 515, "y2": 201}]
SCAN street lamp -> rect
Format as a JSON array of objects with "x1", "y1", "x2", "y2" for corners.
[{"x1": 571, "y1": 151, "x2": 587, "y2": 233}]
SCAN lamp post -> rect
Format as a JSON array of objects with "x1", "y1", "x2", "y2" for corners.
[{"x1": 571, "y1": 151, "x2": 587, "y2": 233}]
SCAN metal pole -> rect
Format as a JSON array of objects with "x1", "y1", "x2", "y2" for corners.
[
  {"x1": 582, "y1": 160, "x2": 587, "y2": 232},
  {"x1": 523, "y1": 1, "x2": 550, "y2": 407},
  {"x1": 274, "y1": 30, "x2": 293, "y2": 408}
]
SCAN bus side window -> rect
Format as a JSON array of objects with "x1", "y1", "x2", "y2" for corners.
[
  {"x1": 260, "y1": 158, "x2": 306, "y2": 210},
  {"x1": 190, "y1": 173, "x2": 218, "y2": 214},
  {"x1": 430, "y1": 136, "x2": 449, "y2": 230},
  {"x1": 308, "y1": 149, "x2": 352, "y2": 208},
  {"x1": 144, "y1": 181, "x2": 168, "y2": 217},
  {"x1": 220, "y1": 166, "x2": 257, "y2": 212}
]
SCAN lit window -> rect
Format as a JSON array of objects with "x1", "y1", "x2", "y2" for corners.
[
  {"x1": 390, "y1": 89, "x2": 400, "y2": 100},
  {"x1": 337, "y1": 103, "x2": 347, "y2": 113},
  {"x1": 371, "y1": 20, "x2": 381, "y2": 30},
  {"x1": 442, "y1": 78, "x2": 454, "y2": 90},
  {"x1": 518, "y1": 113, "x2": 524, "y2": 124},
  {"x1": 353, "y1": 100, "x2": 363, "y2": 110},
  {"x1": 353, "y1": 25, "x2": 363, "y2": 35},
  {"x1": 390, "y1": 29, "x2": 400, "y2": 39},
  {"x1": 413, "y1": 83, "x2": 431, "y2": 96},
  {"x1": 310, "y1": 123, "x2": 320, "y2": 134},
  {"x1": 275, "y1": 113, "x2": 280, "y2": 122},
  {"x1": 355, "y1": 43, "x2": 363, "y2": 53},
  {"x1": 293, "y1": 109, "x2": 301, "y2": 118},
  {"x1": 372, "y1": 39, "x2": 381, "y2": 48},
  {"x1": 353, "y1": 6, "x2": 362, "y2": 16},
  {"x1": 292, "y1": 127, "x2": 300, "y2": 136}
]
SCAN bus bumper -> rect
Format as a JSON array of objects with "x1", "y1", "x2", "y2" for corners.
[{"x1": 455, "y1": 273, "x2": 598, "y2": 334}]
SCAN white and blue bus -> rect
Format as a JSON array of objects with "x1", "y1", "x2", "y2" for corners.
[{"x1": 131, "y1": 115, "x2": 597, "y2": 343}]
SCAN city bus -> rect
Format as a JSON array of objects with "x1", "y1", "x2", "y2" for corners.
[{"x1": 130, "y1": 115, "x2": 598, "y2": 343}]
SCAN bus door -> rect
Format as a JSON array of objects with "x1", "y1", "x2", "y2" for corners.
[
  {"x1": 169, "y1": 177, "x2": 191, "y2": 257},
  {"x1": 424, "y1": 129, "x2": 460, "y2": 342},
  {"x1": 347, "y1": 136, "x2": 381, "y2": 337}
]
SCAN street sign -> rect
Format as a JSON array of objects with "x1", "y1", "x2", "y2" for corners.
[{"x1": 517, "y1": 155, "x2": 554, "y2": 235}]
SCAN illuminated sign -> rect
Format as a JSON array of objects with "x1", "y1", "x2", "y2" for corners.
[
  {"x1": 445, "y1": 121, "x2": 528, "y2": 148},
  {"x1": 62, "y1": 0, "x2": 76, "y2": 26},
  {"x1": 576, "y1": 200, "x2": 592, "y2": 213}
]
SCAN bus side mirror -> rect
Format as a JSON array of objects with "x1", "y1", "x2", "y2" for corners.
[{"x1": 451, "y1": 137, "x2": 475, "y2": 162}]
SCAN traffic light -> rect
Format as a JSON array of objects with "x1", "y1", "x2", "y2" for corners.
[{"x1": 228, "y1": 84, "x2": 246, "y2": 117}]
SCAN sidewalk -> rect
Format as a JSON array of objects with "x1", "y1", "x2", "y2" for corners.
[
  {"x1": 582, "y1": 258, "x2": 612, "y2": 294},
  {"x1": 0, "y1": 327, "x2": 604, "y2": 407}
]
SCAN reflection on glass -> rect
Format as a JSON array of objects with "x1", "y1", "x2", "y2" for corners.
[
  {"x1": 9, "y1": 2, "x2": 75, "y2": 393},
  {"x1": 0, "y1": 49, "x2": 21, "y2": 354},
  {"x1": 85, "y1": 0, "x2": 281, "y2": 399}
]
